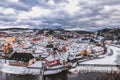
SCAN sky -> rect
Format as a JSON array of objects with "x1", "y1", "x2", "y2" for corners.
[{"x1": 0, "y1": 0, "x2": 120, "y2": 31}]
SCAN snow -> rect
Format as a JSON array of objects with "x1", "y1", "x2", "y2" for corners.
[
  {"x1": 69, "y1": 66, "x2": 118, "y2": 74},
  {"x1": 66, "y1": 43, "x2": 90, "y2": 55},
  {"x1": 80, "y1": 46, "x2": 120, "y2": 65},
  {"x1": 69, "y1": 46, "x2": 120, "y2": 73}
]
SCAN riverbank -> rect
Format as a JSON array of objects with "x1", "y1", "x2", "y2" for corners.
[{"x1": 1, "y1": 71, "x2": 120, "y2": 80}]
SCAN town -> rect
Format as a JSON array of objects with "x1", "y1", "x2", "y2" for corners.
[{"x1": 0, "y1": 28, "x2": 119, "y2": 77}]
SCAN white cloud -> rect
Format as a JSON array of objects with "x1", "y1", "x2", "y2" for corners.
[
  {"x1": 78, "y1": 18, "x2": 90, "y2": 22},
  {"x1": 99, "y1": 5, "x2": 120, "y2": 14},
  {"x1": 52, "y1": 23, "x2": 61, "y2": 26},
  {"x1": 95, "y1": 20, "x2": 110, "y2": 25},
  {"x1": 18, "y1": 6, "x2": 51, "y2": 19},
  {"x1": 16, "y1": 19, "x2": 42, "y2": 25},
  {"x1": 0, "y1": 7, "x2": 16, "y2": 15},
  {"x1": 110, "y1": 15, "x2": 120, "y2": 20},
  {"x1": 65, "y1": 27, "x2": 88, "y2": 31},
  {"x1": 47, "y1": 0, "x2": 55, "y2": 5},
  {"x1": 0, "y1": 25, "x2": 29, "y2": 29},
  {"x1": 7, "y1": 0, "x2": 19, "y2": 3},
  {"x1": 64, "y1": 0, "x2": 80, "y2": 15},
  {"x1": 94, "y1": 15, "x2": 102, "y2": 19}
]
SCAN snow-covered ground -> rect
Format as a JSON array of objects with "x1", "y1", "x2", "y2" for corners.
[
  {"x1": 69, "y1": 45, "x2": 120, "y2": 73},
  {"x1": 80, "y1": 46, "x2": 120, "y2": 65}
]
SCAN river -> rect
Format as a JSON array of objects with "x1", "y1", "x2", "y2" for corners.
[{"x1": 0, "y1": 71, "x2": 109, "y2": 80}]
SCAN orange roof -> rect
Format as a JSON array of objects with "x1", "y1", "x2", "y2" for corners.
[{"x1": 5, "y1": 36, "x2": 16, "y2": 43}]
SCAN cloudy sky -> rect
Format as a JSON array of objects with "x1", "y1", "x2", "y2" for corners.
[{"x1": 0, "y1": 0, "x2": 120, "y2": 31}]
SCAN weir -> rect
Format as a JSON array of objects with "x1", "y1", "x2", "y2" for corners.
[{"x1": 70, "y1": 64, "x2": 120, "y2": 73}]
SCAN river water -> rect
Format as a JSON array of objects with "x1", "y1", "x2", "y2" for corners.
[
  {"x1": 0, "y1": 71, "x2": 108, "y2": 80},
  {"x1": 0, "y1": 62, "x2": 112, "y2": 80}
]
